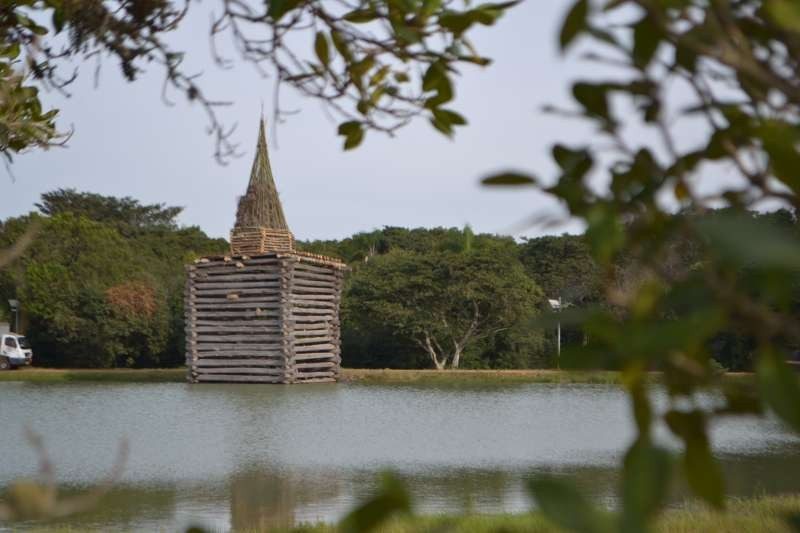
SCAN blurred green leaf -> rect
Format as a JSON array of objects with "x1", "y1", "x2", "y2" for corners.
[
  {"x1": 429, "y1": 108, "x2": 466, "y2": 136},
  {"x1": 421, "y1": 0, "x2": 443, "y2": 18},
  {"x1": 422, "y1": 61, "x2": 447, "y2": 92},
  {"x1": 767, "y1": 0, "x2": 800, "y2": 32},
  {"x1": 314, "y1": 31, "x2": 330, "y2": 67},
  {"x1": 338, "y1": 121, "x2": 365, "y2": 150},
  {"x1": 632, "y1": 16, "x2": 661, "y2": 68},
  {"x1": 338, "y1": 121, "x2": 361, "y2": 136},
  {"x1": 757, "y1": 349, "x2": 800, "y2": 432},
  {"x1": 621, "y1": 439, "x2": 673, "y2": 533},
  {"x1": 52, "y1": 8, "x2": 65, "y2": 34},
  {"x1": 718, "y1": 379, "x2": 763, "y2": 416},
  {"x1": 573, "y1": 82, "x2": 609, "y2": 122},
  {"x1": 481, "y1": 172, "x2": 536, "y2": 186},
  {"x1": 528, "y1": 476, "x2": 611, "y2": 533},
  {"x1": 434, "y1": 108, "x2": 466, "y2": 126},
  {"x1": 344, "y1": 128, "x2": 365, "y2": 150},
  {"x1": 1, "y1": 43, "x2": 20, "y2": 59},
  {"x1": 786, "y1": 512, "x2": 800, "y2": 531},
  {"x1": 330, "y1": 30, "x2": 352, "y2": 61},
  {"x1": 757, "y1": 120, "x2": 800, "y2": 194},
  {"x1": 350, "y1": 55, "x2": 376, "y2": 80},
  {"x1": 553, "y1": 144, "x2": 592, "y2": 175},
  {"x1": 459, "y1": 54, "x2": 492, "y2": 66},
  {"x1": 439, "y1": 2, "x2": 515, "y2": 36},
  {"x1": 685, "y1": 437, "x2": 725, "y2": 509},
  {"x1": 339, "y1": 473, "x2": 411, "y2": 533},
  {"x1": 267, "y1": 0, "x2": 303, "y2": 21},
  {"x1": 439, "y1": 11, "x2": 476, "y2": 35},
  {"x1": 585, "y1": 205, "x2": 624, "y2": 264},
  {"x1": 369, "y1": 66, "x2": 390, "y2": 87},
  {"x1": 665, "y1": 410, "x2": 725, "y2": 509},
  {"x1": 560, "y1": 0, "x2": 589, "y2": 51},
  {"x1": 344, "y1": 8, "x2": 380, "y2": 23},
  {"x1": 696, "y1": 213, "x2": 800, "y2": 270}
]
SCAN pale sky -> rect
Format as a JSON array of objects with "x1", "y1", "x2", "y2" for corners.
[{"x1": 3, "y1": 1, "x2": 597, "y2": 241}]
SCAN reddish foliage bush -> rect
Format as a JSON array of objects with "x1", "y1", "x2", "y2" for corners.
[{"x1": 105, "y1": 281, "x2": 157, "y2": 318}]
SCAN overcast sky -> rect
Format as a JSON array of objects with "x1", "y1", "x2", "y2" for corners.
[{"x1": 3, "y1": 1, "x2": 598, "y2": 241}]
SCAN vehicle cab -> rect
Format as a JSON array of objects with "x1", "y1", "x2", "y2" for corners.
[{"x1": 0, "y1": 334, "x2": 33, "y2": 369}]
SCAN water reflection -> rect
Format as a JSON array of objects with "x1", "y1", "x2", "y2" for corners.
[
  {"x1": 229, "y1": 468, "x2": 346, "y2": 530},
  {"x1": 0, "y1": 382, "x2": 798, "y2": 531}
]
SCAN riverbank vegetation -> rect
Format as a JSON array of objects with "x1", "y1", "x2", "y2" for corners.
[
  {"x1": 15, "y1": 494, "x2": 800, "y2": 532},
  {"x1": 0, "y1": 367, "x2": 758, "y2": 386},
  {"x1": 0, "y1": 367, "x2": 619, "y2": 384},
  {"x1": 0, "y1": 367, "x2": 187, "y2": 383},
  {"x1": 3, "y1": 191, "x2": 796, "y2": 372},
  {"x1": 280, "y1": 494, "x2": 800, "y2": 533}
]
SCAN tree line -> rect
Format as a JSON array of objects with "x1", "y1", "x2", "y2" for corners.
[
  {"x1": 0, "y1": 189, "x2": 228, "y2": 368},
  {"x1": 2, "y1": 189, "x2": 795, "y2": 371}
]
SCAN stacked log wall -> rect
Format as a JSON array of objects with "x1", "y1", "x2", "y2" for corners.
[
  {"x1": 185, "y1": 253, "x2": 344, "y2": 384},
  {"x1": 186, "y1": 255, "x2": 289, "y2": 383},
  {"x1": 287, "y1": 259, "x2": 343, "y2": 383}
]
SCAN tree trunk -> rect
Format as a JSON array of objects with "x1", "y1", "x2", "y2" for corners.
[
  {"x1": 448, "y1": 301, "x2": 479, "y2": 369},
  {"x1": 451, "y1": 346, "x2": 462, "y2": 369},
  {"x1": 421, "y1": 331, "x2": 447, "y2": 370}
]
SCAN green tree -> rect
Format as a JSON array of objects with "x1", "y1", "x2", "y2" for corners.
[
  {"x1": 16, "y1": 212, "x2": 168, "y2": 367},
  {"x1": 345, "y1": 247, "x2": 542, "y2": 369},
  {"x1": 518, "y1": 234, "x2": 601, "y2": 305},
  {"x1": 0, "y1": 191, "x2": 228, "y2": 367}
]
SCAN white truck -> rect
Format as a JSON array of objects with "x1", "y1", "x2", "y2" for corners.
[{"x1": 0, "y1": 323, "x2": 33, "y2": 370}]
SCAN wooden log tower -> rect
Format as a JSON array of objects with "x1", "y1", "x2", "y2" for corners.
[{"x1": 185, "y1": 119, "x2": 346, "y2": 384}]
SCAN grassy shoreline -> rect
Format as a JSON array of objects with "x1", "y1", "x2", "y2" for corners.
[
  {"x1": 25, "y1": 494, "x2": 800, "y2": 532},
  {"x1": 0, "y1": 367, "x2": 756, "y2": 385},
  {"x1": 280, "y1": 494, "x2": 800, "y2": 532},
  {"x1": 340, "y1": 368, "x2": 629, "y2": 385},
  {"x1": 0, "y1": 367, "x2": 187, "y2": 382}
]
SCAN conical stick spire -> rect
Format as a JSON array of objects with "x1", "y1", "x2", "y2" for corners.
[
  {"x1": 234, "y1": 118, "x2": 289, "y2": 230},
  {"x1": 230, "y1": 117, "x2": 294, "y2": 255}
]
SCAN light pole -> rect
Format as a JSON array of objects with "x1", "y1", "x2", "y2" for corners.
[
  {"x1": 548, "y1": 297, "x2": 562, "y2": 369},
  {"x1": 7, "y1": 299, "x2": 19, "y2": 333}
]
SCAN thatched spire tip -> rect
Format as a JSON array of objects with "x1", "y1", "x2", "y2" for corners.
[{"x1": 233, "y1": 118, "x2": 289, "y2": 231}]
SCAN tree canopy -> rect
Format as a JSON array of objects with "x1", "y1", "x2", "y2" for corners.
[
  {"x1": 0, "y1": 191, "x2": 227, "y2": 367},
  {"x1": 35, "y1": 189, "x2": 183, "y2": 236},
  {"x1": 345, "y1": 245, "x2": 542, "y2": 369}
]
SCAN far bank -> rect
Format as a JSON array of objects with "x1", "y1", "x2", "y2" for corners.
[{"x1": 0, "y1": 367, "x2": 757, "y2": 385}]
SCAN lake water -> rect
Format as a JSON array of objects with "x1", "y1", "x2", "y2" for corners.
[{"x1": 0, "y1": 381, "x2": 798, "y2": 531}]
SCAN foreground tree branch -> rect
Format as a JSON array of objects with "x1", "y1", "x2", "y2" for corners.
[{"x1": 1, "y1": 0, "x2": 518, "y2": 164}]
